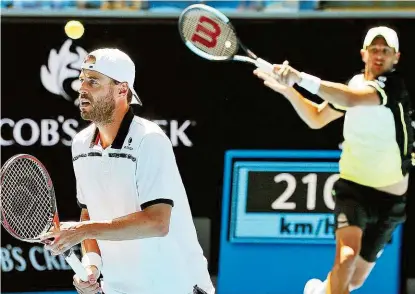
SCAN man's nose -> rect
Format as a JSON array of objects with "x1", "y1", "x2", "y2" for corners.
[{"x1": 79, "y1": 80, "x2": 89, "y2": 93}]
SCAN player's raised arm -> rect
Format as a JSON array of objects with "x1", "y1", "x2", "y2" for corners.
[
  {"x1": 254, "y1": 69, "x2": 344, "y2": 129},
  {"x1": 272, "y1": 62, "x2": 382, "y2": 108}
]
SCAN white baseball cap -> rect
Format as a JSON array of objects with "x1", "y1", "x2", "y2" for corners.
[
  {"x1": 81, "y1": 48, "x2": 142, "y2": 105},
  {"x1": 363, "y1": 26, "x2": 399, "y2": 52}
]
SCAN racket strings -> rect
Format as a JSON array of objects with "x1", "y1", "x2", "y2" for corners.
[
  {"x1": 3, "y1": 160, "x2": 50, "y2": 238},
  {"x1": 1, "y1": 158, "x2": 53, "y2": 240},
  {"x1": 180, "y1": 9, "x2": 238, "y2": 59}
]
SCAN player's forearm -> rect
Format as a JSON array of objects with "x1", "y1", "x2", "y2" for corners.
[
  {"x1": 80, "y1": 209, "x2": 101, "y2": 256},
  {"x1": 284, "y1": 88, "x2": 325, "y2": 129},
  {"x1": 82, "y1": 211, "x2": 169, "y2": 241},
  {"x1": 82, "y1": 239, "x2": 101, "y2": 256}
]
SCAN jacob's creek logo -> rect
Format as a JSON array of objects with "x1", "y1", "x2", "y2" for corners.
[
  {"x1": 1, "y1": 40, "x2": 196, "y2": 147},
  {"x1": 0, "y1": 40, "x2": 84, "y2": 147},
  {"x1": 1, "y1": 244, "x2": 82, "y2": 273},
  {"x1": 0, "y1": 118, "x2": 196, "y2": 147},
  {"x1": 40, "y1": 39, "x2": 88, "y2": 105},
  {"x1": 0, "y1": 117, "x2": 78, "y2": 147}
]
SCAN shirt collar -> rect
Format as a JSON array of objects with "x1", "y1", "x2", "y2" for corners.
[{"x1": 89, "y1": 107, "x2": 135, "y2": 149}]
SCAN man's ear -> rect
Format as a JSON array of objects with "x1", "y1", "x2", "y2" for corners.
[
  {"x1": 393, "y1": 51, "x2": 401, "y2": 65},
  {"x1": 360, "y1": 49, "x2": 367, "y2": 63},
  {"x1": 118, "y1": 83, "x2": 129, "y2": 96}
]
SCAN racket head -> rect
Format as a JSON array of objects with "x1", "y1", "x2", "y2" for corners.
[
  {"x1": 178, "y1": 4, "x2": 240, "y2": 61},
  {"x1": 0, "y1": 154, "x2": 58, "y2": 243}
]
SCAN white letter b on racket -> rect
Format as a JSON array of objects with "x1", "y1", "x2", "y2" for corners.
[{"x1": 191, "y1": 16, "x2": 221, "y2": 48}]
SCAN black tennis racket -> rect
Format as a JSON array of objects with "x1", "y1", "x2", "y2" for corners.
[
  {"x1": 178, "y1": 3, "x2": 274, "y2": 73},
  {"x1": 0, "y1": 154, "x2": 89, "y2": 282}
]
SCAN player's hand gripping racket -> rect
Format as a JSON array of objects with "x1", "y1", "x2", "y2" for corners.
[
  {"x1": 178, "y1": 3, "x2": 274, "y2": 73},
  {"x1": 0, "y1": 154, "x2": 89, "y2": 282}
]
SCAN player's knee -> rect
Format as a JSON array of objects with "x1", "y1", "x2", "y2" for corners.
[
  {"x1": 340, "y1": 245, "x2": 359, "y2": 269},
  {"x1": 337, "y1": 227, "x2": 362, "y2": 265}
]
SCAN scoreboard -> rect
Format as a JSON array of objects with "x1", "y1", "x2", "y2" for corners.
[
  {"x1": 230, "y1": 161, "x2": 339, "y2": 244},
  {"x1": 217, "y1": 150, "x2": 403, "y2": 294}
]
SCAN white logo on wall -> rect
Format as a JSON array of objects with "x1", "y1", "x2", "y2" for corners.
[
  {"x1": 40, "y1": 39, "x2": 87, "y2": 105},
  {"x1": 1, "y1": 40, "x2": 195, "y2": 147}
]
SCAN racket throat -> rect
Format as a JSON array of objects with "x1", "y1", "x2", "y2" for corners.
[{"x1": 245, "y1": 48, "x2": 258, "y2": 59}]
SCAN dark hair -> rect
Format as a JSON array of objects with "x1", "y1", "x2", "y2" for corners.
[{"x1": 112, "y1": 79, "x2": 133, "y2": 104}]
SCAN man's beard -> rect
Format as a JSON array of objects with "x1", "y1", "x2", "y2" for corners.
[{"x1": 80, "y1": 90, "x2": 116, "y2": 125}]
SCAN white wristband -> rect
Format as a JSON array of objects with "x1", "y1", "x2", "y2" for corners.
[
  {"x1": 81, "y1": 252, "x2": 103, "y2": 273},
  {"x1": 298, "y1": 72, "x2": 321, "y2": 94}
]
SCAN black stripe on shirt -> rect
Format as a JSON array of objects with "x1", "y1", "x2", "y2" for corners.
[
  {"x1": 77, "y1": 199, "x2": 87, "y2": 209},
  {"x1": 141, "y1": 198, "x2": 174, "y2": 210}
]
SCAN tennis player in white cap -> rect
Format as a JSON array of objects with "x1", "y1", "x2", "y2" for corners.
[
  {"x1": 254, "y1": 26, "x2": 412, "y2": 294},
  {"x1": 41, "y1": 48, "x2": 215, "y2": 294}
]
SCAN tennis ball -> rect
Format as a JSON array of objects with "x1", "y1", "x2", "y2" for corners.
[{"x1": 65, "y1": 20, "x2": 84, "y2": 40}]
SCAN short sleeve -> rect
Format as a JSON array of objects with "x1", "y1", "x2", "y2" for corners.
[
  {"x1": 76, "y1": 182, "x2": 87, "y2": 209},
  {"x1": 365, "y1": 70, "x2": 407, "y2": 107},
  {"x1": 328, "y1": 102, "x2": 348, "y2": 113},
  {"x1": 136, "y1": 133, "x2": 182, "y2": 210}
]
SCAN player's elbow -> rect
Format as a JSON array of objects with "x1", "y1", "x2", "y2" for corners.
[
  {"x1": 143, "y1": 203, "x2": 172, "y2": 237},
  {"x1": 343, "y1": 99, "x2": 357, "y2": 107},
  {"x1": 151, "y1": 218, "x2": 170, "y2": 237}
]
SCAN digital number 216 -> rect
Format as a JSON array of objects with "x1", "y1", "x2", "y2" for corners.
[{"x1": 271, "y1": 173, "x2": 339, "y2": 211}]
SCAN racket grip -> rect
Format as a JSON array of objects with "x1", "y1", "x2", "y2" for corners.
[
  {"x1": 255, "y1": 58, "x2": 274, "y2": 74},
  {"x1": 64, "y1": 249, "x2": 89, "y2": 282}
]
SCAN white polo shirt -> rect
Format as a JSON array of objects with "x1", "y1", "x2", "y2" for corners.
[{"x1": 71, "y1": 108, "x2": 214, "y2": 294}]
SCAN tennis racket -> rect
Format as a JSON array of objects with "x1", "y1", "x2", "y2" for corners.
[
  {"x1": 0, "y1": 154, "x2": 89, "y2": 282},
  {"x1": 178, "y1": 3, "x2": 274, "y2": 73}
]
